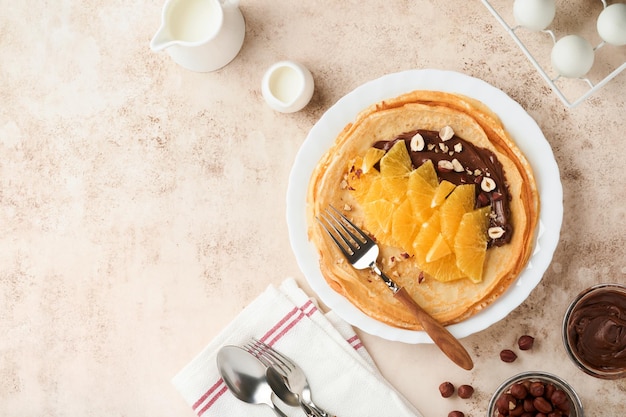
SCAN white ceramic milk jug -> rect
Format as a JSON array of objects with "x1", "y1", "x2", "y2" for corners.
[{"x1": 150, "y1": 0, "x2": 245, "y2": 72}]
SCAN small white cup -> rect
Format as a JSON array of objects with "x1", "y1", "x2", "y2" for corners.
[{"x1": 261, "y1": 61, "x2": 314, "y2": 113}]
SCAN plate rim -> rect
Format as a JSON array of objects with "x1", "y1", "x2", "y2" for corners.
[{"x1": 286, "y1": 69, "x2": 563, "y2": 343}]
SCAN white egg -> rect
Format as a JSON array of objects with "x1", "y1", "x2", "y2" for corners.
[
  {"x1": 513, "y1": 0, "x2": 556, "y2": 31},
  {"x1": 551, "y1": 35, "x2": 595, "y2": 78},
  {"x1": 597, "y1": 3, "x2": 626, "y2": 46}
]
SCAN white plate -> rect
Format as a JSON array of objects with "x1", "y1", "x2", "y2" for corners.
[{"x1": 286, "y1": 69, "x2": 563, "y2": 343}]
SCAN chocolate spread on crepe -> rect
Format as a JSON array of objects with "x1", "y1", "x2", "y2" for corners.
[{"x1": 306, "y1": 90, "x2": 539, "y2": 330}]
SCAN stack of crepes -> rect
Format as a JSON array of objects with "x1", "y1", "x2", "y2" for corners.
[
  {"x1": 172, "y1": 278, "x2": 422, "y2": 417},
  {"x1": 307, "y1": 90, "x2": 539, "y2": 331}
]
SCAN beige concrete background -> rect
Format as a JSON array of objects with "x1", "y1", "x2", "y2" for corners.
[{"x1": 1, "y1": 0, "x2": 624, "y2": 416}]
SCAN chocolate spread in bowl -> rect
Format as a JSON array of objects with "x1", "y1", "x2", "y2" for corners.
[
  {"x1": 374, "y1": 129, "x2": 512, "y2": 247},
  {"x1": 567, "y1": 288, "x2": 626, "y2": 374}
]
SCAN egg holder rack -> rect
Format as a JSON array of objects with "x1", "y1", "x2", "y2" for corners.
[{"x1": 481, "y1": 0, "x2": 626, "y2": 108}]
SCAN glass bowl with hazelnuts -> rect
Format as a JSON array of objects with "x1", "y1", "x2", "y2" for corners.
[{"x1": 487, "y1": 371, "x2": 584, "y2": 417}]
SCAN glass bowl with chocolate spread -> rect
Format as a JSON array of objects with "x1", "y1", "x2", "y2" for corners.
[{"x1": 562, "y1": 283, "x2": 626, "y2": 379}]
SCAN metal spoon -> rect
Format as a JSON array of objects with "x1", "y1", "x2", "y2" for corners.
[
  {"x1": 266, "y1": 366, "x2": 320, "y2": 417},
  {"x1": 216, "y1": 345, "x2": 288, "y2": 417}
]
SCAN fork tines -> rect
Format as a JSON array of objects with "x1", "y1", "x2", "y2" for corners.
[
  {"x1": 316, "y1": 205, "x2": 367, "y2": 258},
  {"x1": 244, "y1": 338, "x2": 293, "y2": 374}
]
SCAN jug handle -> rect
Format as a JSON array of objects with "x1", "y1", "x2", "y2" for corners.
[{"x1": 220, "y1": 0, "x2": 239, "y2": 9}]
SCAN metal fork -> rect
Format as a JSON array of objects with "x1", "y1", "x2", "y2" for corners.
[
  {"x1": 245, "y1": 339, "x2": 332, "y2": 417},
  {"x1": 317, "y1": 205, "x2": 474, "y2": 370}
]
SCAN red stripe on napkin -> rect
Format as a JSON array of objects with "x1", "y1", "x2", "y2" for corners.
[
  {"x1": 191, "y1": 298, "x2": 362, "y2": 416},
  {"x1": 347, "y1": 334, "x2": 364, "y2": 351}
]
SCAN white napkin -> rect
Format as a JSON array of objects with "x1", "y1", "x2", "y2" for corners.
[{"x1": 172, "y1": 278, "x2": 422, "y2": 417}]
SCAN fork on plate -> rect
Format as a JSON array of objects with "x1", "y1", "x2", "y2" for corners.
[
  {"x1": 245, "y1": 338, "x2": 333, "y2": 417},
  {"x1": 317, "y1": 205, "x2": 474, "y2": 370}
]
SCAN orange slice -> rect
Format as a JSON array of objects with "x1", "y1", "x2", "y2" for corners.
[
  {"x1": 425, "y1": 233, "x2": 452, "y2": 262},
  {"x1": 407, "y1": 169, "x2": 436, "y2": 224},
  {"x1": 363, "y1": 176, "x2": 385, "y2": 203},
  {"x1": 414, "y1": 159, "x2": 439, "y2": 188},
  {"x1": 391, "y1": 198, "x2": 419, "y2": 254},
  {"x1": 454, "y1": 206, "x2": 491, "y2": 283},
  {"x1": 381, "y1": 176, "x2": 408, "y2": 204},
  {"x1": 413, "y1": 211, "x2": 465, "y2": 282},
  {"x1": 361, "y1": 147, "x2": 385, "y2": 174},
  {"x1": 431, "y1": 180, "x2": 456, "y2": 208},
  {"x1": 363, "y1": 199, "x2": 395, "y2": 242},
  {"x1": 380, "y1": 141, "x2": 412, "y2": 178},
  {"x1": 440, "y1": 184, "x2": 476, "y2": 244}
]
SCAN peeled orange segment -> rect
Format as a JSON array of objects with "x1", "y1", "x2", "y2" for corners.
[
  {"x1": 381, "y1": 176, "x2": 408, "y2": 204},
  {"x1": 380, "y1": 140, "x2": 412, "y2": 178},
  {"x1": 407, "y1": 169, "x2": 436, "y2": 224},
  {"x1": 350, "y1": 170, "x2": 378, "y2": 202},
  {"x1": 391, "y1": 198, "x2": 419, "y2": 254},
  {"x1": 363, "y1": 176, "x2": 386, "y2": 203},
  {"x1": 425, "y1": 233, "x2": 452, "y2": 262},
  {"x1": 413, "y1": 211, "x2": 466, "y2": 282},
  {"x1": 362, "y1": 147, "x2": 386, "y2": 174},
  {"x1": 431, "y1": 180, "x2": 456, "y2": 208},
  {"x1": 423, "y1": 253, "x2": 466, "y2": 282},
  {"x1": 414, "y1": 159, "x2": 439, "y2": 189},
  {"x1": 440, "y1": 184, "x2": 476, "y2": 244},
  {"x1": 347, "y1": 157, "x2": 377, "y2": 201},
  {"x1": 363, "y1": 199, "x2": 395, "y2": 243},
  {"x1": 454, "y1": 206, "x2": 491, "y2": 283}
]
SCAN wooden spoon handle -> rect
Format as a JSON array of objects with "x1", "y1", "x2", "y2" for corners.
[{"x1": 394, "y1": 287, "x2": 474, "y2": 370}]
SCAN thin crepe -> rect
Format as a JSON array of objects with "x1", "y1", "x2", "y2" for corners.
[{"x1": 307, "y1": 90, "x2": 539, "y2": 330}]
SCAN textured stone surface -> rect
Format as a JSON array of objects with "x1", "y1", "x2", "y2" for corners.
[{"x1": 1, "y1": 0, "x2": 624, "y2": 416}]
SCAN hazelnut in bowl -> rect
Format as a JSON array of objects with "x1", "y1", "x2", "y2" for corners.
[
  {"x1": 562, "y1": 283, "x2": 626, "y2": 379},
  {"x1": 487, "y1": 371, "x2": 584, "y2": 417}
]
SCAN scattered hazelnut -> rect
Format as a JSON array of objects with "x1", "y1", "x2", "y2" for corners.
[
  {"x1": 439, "y1": 125, "x2": 455, "y2": 141},
  {"x1": 410, "y1": 133, "x2": 425, "y2": 152},
  {"x1": 481, "y1": 176, "x2": 497, "y2": 192},
  {"x1": 439, "y1": 142, "x2": 449, "y2": 153},
  {"x1": 439, "y1": 381, "x2": 455, "y2": 398},
  {"x1": 343, "y1": 204, "x2": 352, "y2": 211},
  {"x1": 518, "y1": 335, "x2": 535, "y2": 350},
  {"x1": 488, "y1": 226, "x2": 505, "y2": 239},
  {"x1": 451, "y1": 158, "x2": 464, "y2": 172},
  {"x1": 500, "y1": 349, "x2": 518, "y2": 363},
  {"x1": 458, "y1": 384, "x2": 474, "y2": 399},
  {"x1": 438, "y1": 160, "x2": 454, "y2": 172},
  {"x1": 454, "y1": 142, "x2": 463, "y2": 153}
]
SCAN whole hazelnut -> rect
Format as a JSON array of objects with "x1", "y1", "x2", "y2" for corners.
[
  {"x1": 550, "y1": 389, "x2": 568, "y2": 406},
  {"x1": 458, "y1": 384, "x2": 474, "y2": 399},
  {"x1": 529, "y1": 381, "x2": 545, "y2": 397},
  {"x1": 439, "y1": 381, "x2": 455, "y2": 398},
  {"x1": 510, "y1": 382, "x2": 528, "y2": 399},
  {"x1": 533, "y1": 397, "x2": 553, "y2": 414},
  {"x1": 518, "y1": 335, "x2": 535, "y2": 350},
  {"x1": 500, "y1": 349, "x2": 518, "y2": 363}
]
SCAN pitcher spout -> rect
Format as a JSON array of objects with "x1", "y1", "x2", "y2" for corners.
[{"x1": 150, "y1": 26, "x2": 176, "y2": 51}]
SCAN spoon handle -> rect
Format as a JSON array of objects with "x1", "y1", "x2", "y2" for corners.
[
  {"x1": 304, "y1": 401, "x2": 335, "y2": 417},
  {"x1": 270, "y1": 396, "x2": 289, "y2": 417}
]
